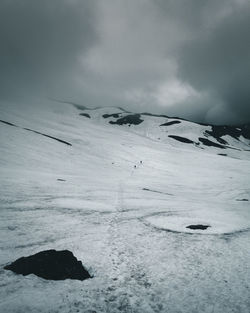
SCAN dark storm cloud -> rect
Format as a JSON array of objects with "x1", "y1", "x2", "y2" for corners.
[
  {"x1": 176, "y1": 0, "x2": 250, "y2": 124},
  {"x1": 0, "y1": 0, "x2": 249, "y2": 125},
  {"x1": 0, "y1": 0, "x2": 97, "y2": 99}
]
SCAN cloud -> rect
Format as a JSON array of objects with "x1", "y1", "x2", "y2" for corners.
[
  {"x1": 0, "y1": 0, "x2": 249, "y2": 125},
  {"x1": 0, "y1": 0, "x2": 97, "y2": 99},
  {"x1": 177, "y1": 0, "x2": 250, "y2": 124}
]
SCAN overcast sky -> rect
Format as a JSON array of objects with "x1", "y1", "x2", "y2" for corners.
[{"x1": 0, "y1": 0, "x2": 249, "y2": 125}]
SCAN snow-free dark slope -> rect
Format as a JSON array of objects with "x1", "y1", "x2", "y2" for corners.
[{"x1": 0, "y1": 99, "x2": 250, "y2": 313}]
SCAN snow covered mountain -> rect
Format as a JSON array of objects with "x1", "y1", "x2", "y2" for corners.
[
  {"x1": 75, "y1": 103, "x2": 250, "y2": 153},
  {"x1": 0, "y1": 99, "x2": 250, "y2": 313}
]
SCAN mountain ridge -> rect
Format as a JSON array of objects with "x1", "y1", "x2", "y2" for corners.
[{"x1": 71, "y1": 103, "x2": 250, "y2": 152}]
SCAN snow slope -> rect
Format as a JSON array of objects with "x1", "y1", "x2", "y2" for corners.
[
  {"x1": 0, "y1": 99, "x2": 250, "y2": 313},
  {"x1": 77, "y1": 104, "x2": 250, "y2": 152}
]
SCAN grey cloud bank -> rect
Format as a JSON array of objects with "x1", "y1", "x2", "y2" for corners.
[{"x1": 0, "y1": 0, "x2": 249, "y2": 125}]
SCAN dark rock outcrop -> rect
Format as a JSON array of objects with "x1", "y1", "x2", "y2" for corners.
[
  {"x1": 109, "y1": 114, "x2": 143, "y2": 125},
  {"x1": 160, "y1": 121, "x2": 181, "y2": 127},
  {"x1": 0, "y1": 120, "x2": 18, "y2": 127},
  {"x1": 199, "y1": 137, "x2": 226, "y2": 149},
  {"x1": 206, "y1": 124, "x2": 250, "y2": 141},
  {"x1": 103, "y1": 113, "x2": 121, "y2": 119},
  {"x1": 0, "y1": 120, "x2": 72, "y2": 146},
  {"x1": 168, "y1": 135, "x2": 194, "y2": 144},
  {"x1": 80, "y1": 113, "x2": 91, "y2": 118},
  {"x1": 23, "y1": 128, "x2": 72, "y2": 146},
  {"x1": 4, "y1": 249, "x2": 91, "y2": 281},
  {"x1": 186, "y1": 225, "x2": 210, "y2": 230}
]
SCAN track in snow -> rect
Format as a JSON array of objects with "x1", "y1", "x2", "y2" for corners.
[{"x1": 105, "y1": 169, "x2": 156, "y2": 312}]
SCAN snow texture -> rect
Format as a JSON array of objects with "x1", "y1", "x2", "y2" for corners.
[{"x1": 0, "y1": 99, "x2": 250, "y2": 313}]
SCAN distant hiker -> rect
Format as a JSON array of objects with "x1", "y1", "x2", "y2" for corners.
[
  {"x1": 140, "y1": 161, "x2": 142, "y2": 164},
  {"x1": 134, "y1": 165, "x2": 137, "y2": 169}
]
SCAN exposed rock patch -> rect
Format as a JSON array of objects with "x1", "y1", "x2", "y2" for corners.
[
  {"x1": 186, "y1": 224, "x2": 210, "y2": 230},
  {"x1": 160, "y1": 121, "x2": 181, "y2": 126},
  {"x1": 79, "y1": 113, "x2": 91, "y2": 118},
  {"x1": 4, "y1": 250, "x2": 91, "y2": 281},
  {"x1": 168, "y1": 135, "x2": 194, "y2": 144},
  {"x1": 199, "y1": 137, "x2": 225, "y2": 149},
  {"x1": 142, "y1": 188, "x2": 173, "y2": 196},
  {"x1": 109, "y1": 114, "x2": 143, "y2": 125},
  {"x1": 0, "y1": 120, "x2": 18, "y2": 127},
  {"x1": 23, "y1": 128, "x2": 72, "y2": 146},
  {"x1": 103, "y1": 113, "x2": 121, "y2": 119},
  {"x1": 1, "y1": 120, "x2": 72, "y2": 146},
  {"x1": 206, "y1": 125, "x2": 250, "y2": 141}
]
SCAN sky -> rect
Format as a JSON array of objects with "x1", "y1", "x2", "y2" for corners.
[{"x1": 0, "y1": 0, "x2": 249, "y2": 125}]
